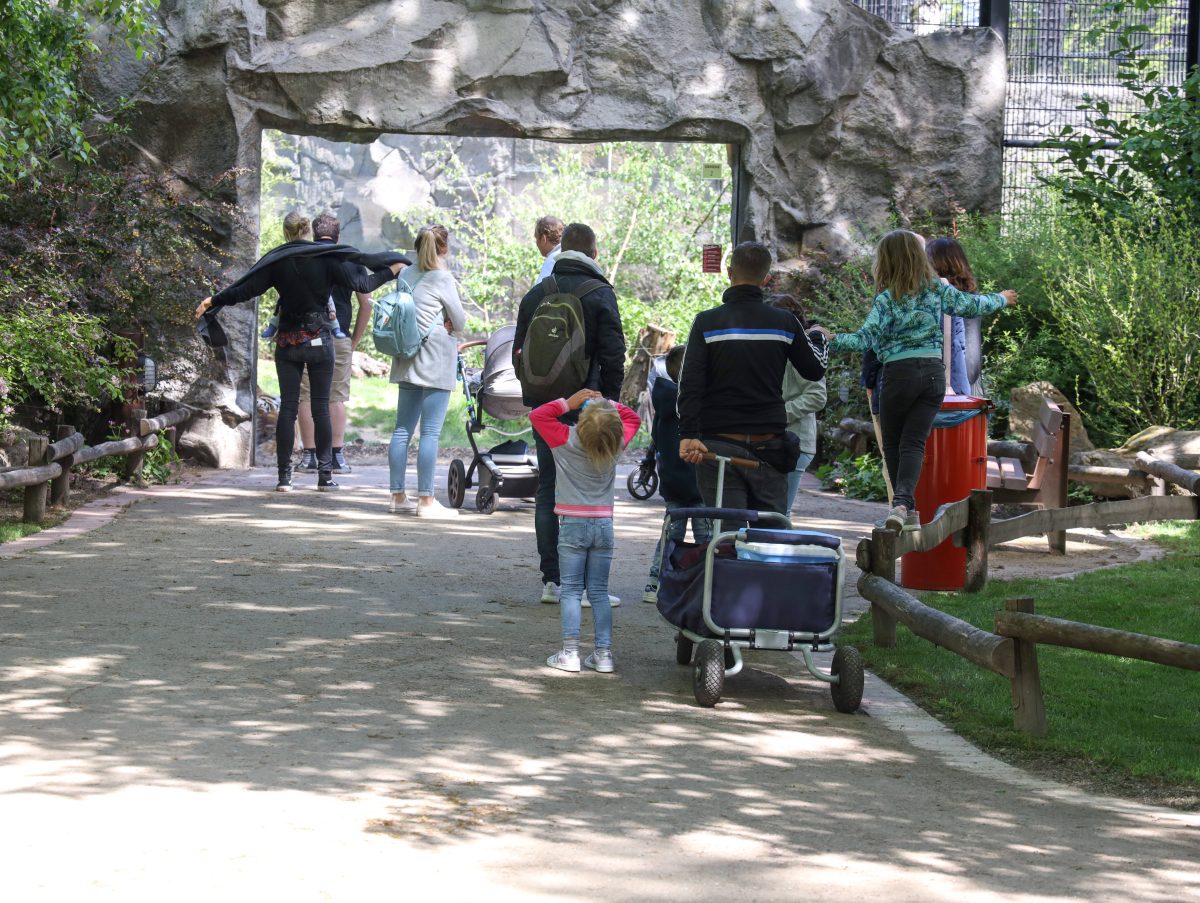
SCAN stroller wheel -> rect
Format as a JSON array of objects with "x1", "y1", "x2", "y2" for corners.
[
  {"x1": 476, "y1": 486, "x2": 498, "y2": 515},
  {"x1": 830, "y1": 645, "x2": 865, "y2": 714},
  {"x1": 447, "y1": 459, "x2": 467, "y2": 509},
  {"x1": 626, "y1": 466, "x2": 658, "y2": 501},
  {"x1": 693, "y1": 640, "x2": 724, "y2": 707},
  {"x1": 675, "y1": 633, "x2": 694, "y2": 665}
]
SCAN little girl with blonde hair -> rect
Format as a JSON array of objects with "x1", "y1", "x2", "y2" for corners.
[
  {"x1": 530, "y1": 389, "x2": 641, "y2": 673},
  {"x1": 822, "y1": 230, "x2": 1017, "y2": 532}
]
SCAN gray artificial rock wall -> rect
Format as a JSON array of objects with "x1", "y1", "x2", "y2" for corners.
[{"x1": 124, "y1": 0, "x2": 1005, "y2": 466}]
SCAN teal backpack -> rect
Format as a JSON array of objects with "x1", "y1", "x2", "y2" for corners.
[{"x1": 372, "y1": 269, "x2": 431, "y2": 359}]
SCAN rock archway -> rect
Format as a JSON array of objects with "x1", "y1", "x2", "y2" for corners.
[{"x1": 119, "y1": 0, "x2": 1005, "y2": 465}]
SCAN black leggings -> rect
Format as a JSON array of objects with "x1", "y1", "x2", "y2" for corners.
[
  {"x1": 878, "y1": 358, "x2": 945, "y2": 511},
  {"x1": 275, "y1": 341, "x2": 334, "y2": 474}
]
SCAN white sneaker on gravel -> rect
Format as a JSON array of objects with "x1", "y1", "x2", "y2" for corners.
[
  {"x1": 389, "y1": 494, "x2": 418, "y2": 514},
  {"x1": 585, "y1": 650, "x2": 614, "y2": 673},
  {"x1": 541, "y1": 582, "x2": 561, "y2": 604},
  {"x1": 581, "y1": 591, "x2": 620, "y2": 608},
  {"x1": 642, "y1": 583, "x2": 658, "y2": 604},
  {"x1": 546, "y1": 649, "x2": 580, "y2": 672},
  {"x1": 416, "y1": 500, "x2": 458, "y2": 519}
]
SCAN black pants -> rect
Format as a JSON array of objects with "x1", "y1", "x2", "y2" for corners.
[
  {"x1": 695, "y1": 437, "x2": 788, "y2": 534},
  {"x1": 878, "y1": 358, "x2": 944, "y2": 511},
  {"x1": 275, "y1": 338, "x2": 335, "y2": 475},
  {"x1": 533, "y1": 431, "x2": 559, "y2": 585}
]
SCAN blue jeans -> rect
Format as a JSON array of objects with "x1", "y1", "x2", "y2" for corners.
[
  {"x1": 648, "y1": 502, "x2": 712, "y2": 582},
  {"x1": 558, "y1": 516, "x2": 614, "y2": 648},
  {"x1": 388, "y1": 384, "x2": 452, "y2": 496},
  {"x1": 784, "y1": 452, "x2": 815, "y2": 514}
]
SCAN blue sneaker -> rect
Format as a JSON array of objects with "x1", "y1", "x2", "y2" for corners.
[{"x1": 260, "y1": 322, "x2": 278, "y2": 339}]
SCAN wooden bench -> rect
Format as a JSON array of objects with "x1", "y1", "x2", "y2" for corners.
[{"x1": 987, "y1": 398, "x2": 1070, "y2": 552}]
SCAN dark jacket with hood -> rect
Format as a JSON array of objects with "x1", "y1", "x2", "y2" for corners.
[
  {"x1": 210, "y1": 241, "x2": 408, "y2": 331},
  {"x1": 678, "y1": 284, "x2": 829, "y2": 439},
  {"x1": 512, "y1": 253, "x2": 626, "y2": 405}
]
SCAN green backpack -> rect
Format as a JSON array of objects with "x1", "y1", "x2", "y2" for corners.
[{"x1": 517, "y1": 276, "x2": 606, "y2": 405}]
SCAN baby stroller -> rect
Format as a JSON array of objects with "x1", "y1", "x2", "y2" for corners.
[
  {"x1": 626, "y1": 354, "x2": 670, "y2": 500},
  {"x1": 654, "y1": 455, "x2": 864, "y2": 711},
  {"x1": 447, "y1": 325, "x2": 539, "y2": 514}
]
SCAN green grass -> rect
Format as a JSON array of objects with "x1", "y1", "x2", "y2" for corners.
[
  {"x1": 842, "y1": 521, "x2": 1200, "y2": 789},
  {"x1": 258, "y1": 368, "x2": 651, "y2": 449},
  {"x1": 0, "y1": 519, "x2": 48, "y2": 544}
]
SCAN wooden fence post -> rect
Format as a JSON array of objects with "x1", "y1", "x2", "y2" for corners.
[
  {"x1": 23, "y1": 436, "x2": 49, "y2": 523},
  {"x1": 124, "y1": 407, "x2": 147, "y2": 479},
  {"x1": 963, "y1": 489, "x2": 992, "y2": 593},
  {"x1": 51, "y1": 424, "x2": 74, "y2": 507},
  {"x1": 1003, "y1": 597, "x2": 1047, "y2": 737},
  {"x1": 870, "y1": 527, "x2": 898, "y2": 647}
]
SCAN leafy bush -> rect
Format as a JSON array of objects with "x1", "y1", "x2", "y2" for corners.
[{"x1": 816, "y1": 453, "x2": 889, "y2": 502}]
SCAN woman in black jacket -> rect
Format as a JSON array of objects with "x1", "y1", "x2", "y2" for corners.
[{"x1": 194, "y1": 211, "x2": 405, "y2": 491}]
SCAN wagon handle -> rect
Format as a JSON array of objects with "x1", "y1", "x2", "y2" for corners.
[
  {"x1": 701, "y1": 452, "x2": 760, "y2": 470},
  {"x1": 457, "y1": 339, "x2": 488, "y2": 352}
]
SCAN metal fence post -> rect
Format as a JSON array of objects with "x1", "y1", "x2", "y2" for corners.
[{"x1": 980, "y1": 0, "x2": 1010, "y2": 45}]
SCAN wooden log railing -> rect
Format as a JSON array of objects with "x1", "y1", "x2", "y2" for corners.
[
  {"x1": 854, "y1": 456, "x2": 1200, "y2": 735},
  {"x1": 0, "y1": 406, "x2": 192, "y2": 523}
]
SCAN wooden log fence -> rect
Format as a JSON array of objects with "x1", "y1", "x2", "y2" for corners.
[
  {"x1": 854, "y1": 453, "x2": 1200, "y2": 736},
  {"x1": 0, "y1": 406, "x2": 192, "y2": 523}
]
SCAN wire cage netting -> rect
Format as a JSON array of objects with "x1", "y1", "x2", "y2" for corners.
[{"x1": 851, "y1": 0, "x2": 1194, "y2": 210}]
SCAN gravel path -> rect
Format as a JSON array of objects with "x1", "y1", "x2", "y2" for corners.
[{"x1": 0, "y1": 466, "x2": 1194, "y2": 902}]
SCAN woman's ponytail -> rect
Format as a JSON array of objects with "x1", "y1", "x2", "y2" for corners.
[
  {"x1": 282, "y1": 210, "x2": 311, "y2": 243},
  {"x1": 416, "y1": 224, "x2": 450, "y2": 271}
]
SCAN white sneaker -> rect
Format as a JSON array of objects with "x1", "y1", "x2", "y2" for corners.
[
  {"x1": 585, "y1": 650, "x2": 614, "y2": 673},
  {"x1": 642, "y1": 583, "x2": 658, "y2": 604},
  {"x1": 546, "y1": 649, "x2": 580, "y2": 672},
  {"x1": 389, "y1": 494, "x2": 417, "y2": 514},
  {"x1": 416, "y1": 499, "x2": 458, "y2": 519},
  {"x1": 540, "y1": 582, "x2": 561, "y2": 604},
  {"x1": 581, "y1": 591, "x2": 620, "y2": 608}
]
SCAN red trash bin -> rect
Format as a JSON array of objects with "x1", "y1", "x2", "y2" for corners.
[{"x1": 899, "y1": 394, "x2": 991, "y2": 591}]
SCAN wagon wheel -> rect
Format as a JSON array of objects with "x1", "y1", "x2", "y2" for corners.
[
  {"x1": 476, "y1": 485, "x2": 498, "y2": 515},
  {"x1": 447, "y1": 459, "x2": 467, "y2": 509},
  {"x1": 830, "y1": 645, "x2": 865, "y2": 714},
  {"x1": 693, "y1": 640, "x2": 724, "y2": 707},
  {"x1": 675, "y1": 633, "x2": 694, "y2": 665}
]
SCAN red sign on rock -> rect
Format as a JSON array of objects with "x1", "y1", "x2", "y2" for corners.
[{"x1": 701, "y1": 244, "x2": 723, "y2": 273}]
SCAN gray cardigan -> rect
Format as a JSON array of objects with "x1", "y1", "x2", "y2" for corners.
[
  {"x1": 388, "y1": 268, "x2": 467, "y2": 391},
  {"x1": 782, "y1": 363, "x2": 827, "y2": 454}
]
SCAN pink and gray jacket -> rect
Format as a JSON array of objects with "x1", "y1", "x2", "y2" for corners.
[{"x1": 529, "y1": 398, "x2": 642, "y2": 517}]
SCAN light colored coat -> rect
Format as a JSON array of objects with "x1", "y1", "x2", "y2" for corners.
[
  {"x1": 782, "y1": 364, "x2": 827, "y2": 454},
  {"x1": 388, "y1": 267, "x2": 467, "y2": 391}
]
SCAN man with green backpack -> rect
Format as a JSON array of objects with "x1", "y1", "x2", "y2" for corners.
[{"x1": 514, "y1": 223, "x2": 627, "y2": 606}]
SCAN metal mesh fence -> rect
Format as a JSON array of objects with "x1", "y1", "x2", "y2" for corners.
[{"x1": 851, "y1": 0, "x2": 1193, "y2": 210}]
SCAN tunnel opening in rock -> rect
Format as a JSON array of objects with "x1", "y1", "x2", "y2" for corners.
[{"x1": 253, "y1": 132, "x2": 736, "y2": 461}]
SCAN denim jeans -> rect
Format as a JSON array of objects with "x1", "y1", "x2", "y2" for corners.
[
  {"x1": 276, "y1": 340, "x2": 334, "y2": 474},
  {"x1": 648, "y1": 501, "x2": 712, "y2": 582},
  {"x1": 388, "y1": 383, "x2": 452, "y2": 495},
  {"x1": 878, "y1": 358, "x2": 945, "y2": 511},
  {"x1": 695, "y1": 438, "x2": 788, "y2": 533},
  {"x1": 784, "y1": 452, "x2": 816, "y2": 514},
  {"x1": 558, "y1": 516, "x2": 614, "y2": 648},
  {"x1": 533, "y1": 431, "x2": 559, "y2": 585}
]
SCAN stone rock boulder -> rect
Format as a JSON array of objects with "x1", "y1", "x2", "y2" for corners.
[
  {"x1": 1113, "y1": 426, "x2": 1200, "y2": 470},
  {"x1": 351, "y1": 352, "x2": 390, "y2": 379},
  {"x1": 178, "y1": 377, "x2": 253, "y2": 469},
  {"x1": 1008, "y1": 381, "x2": 1094, "y2": 453}
]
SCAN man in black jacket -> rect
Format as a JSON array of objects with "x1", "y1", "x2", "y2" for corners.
[
  {"x1": 513, "y1": 222, "x2": 626, "y2": 604},
  {"x1": 678, "y1": 241, "x2": 828, "y2": 523}
]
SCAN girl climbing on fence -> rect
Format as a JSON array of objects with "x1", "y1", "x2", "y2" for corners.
[{"x1": 816, "y1": 230, "x2": 1017, "y2": 533}]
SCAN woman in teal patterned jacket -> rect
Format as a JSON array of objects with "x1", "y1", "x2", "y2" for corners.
[{"x1": 819, "y1": 230, "x2": 1017, "y2": 533}]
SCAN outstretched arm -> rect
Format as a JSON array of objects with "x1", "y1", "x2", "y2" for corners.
[{"x1": 937, "y1": 281, "x2": 1016, "y2": 318}]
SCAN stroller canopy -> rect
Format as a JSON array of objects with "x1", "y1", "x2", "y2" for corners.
[{"x1": 480, "y1": 325, "x2": 531, "y2": 421}]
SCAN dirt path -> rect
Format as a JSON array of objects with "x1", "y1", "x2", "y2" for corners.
[{"x1": 0, "y1": 467, "x2": 1194, "y2": 902}]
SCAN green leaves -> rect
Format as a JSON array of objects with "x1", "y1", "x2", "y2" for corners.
[{"x1": 0, "y1": 0, "x2": 160, "y2": 188}]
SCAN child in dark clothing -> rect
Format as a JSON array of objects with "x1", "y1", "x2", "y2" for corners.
[{"x1": 642, "y1": 345, "x2": 712, "y2": 604}]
